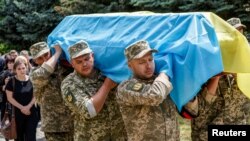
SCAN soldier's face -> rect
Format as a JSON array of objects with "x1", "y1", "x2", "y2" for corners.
[
  {"x1": 71, "y1": 53, "x2": 94, "y2": 77},
  {"x1": 236, "y1": 27, "x2": 244, "y2": 33},
  {"x1": 34, "y1": 52, "x2": 51, "y2": 65},
  {"x1": 128, "y1": 52, "x2": 155, "y2": 79}
]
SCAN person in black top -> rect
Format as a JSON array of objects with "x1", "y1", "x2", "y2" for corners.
[
  {"x1": 5, "y1": 59, "x2": 38, "y2": 141},
  {"x1": 0, "y1": 55, "x2": 15, "y2": 120},
  {"x1": 0, "y1": 55, "x2": 15, "y2": 141}
]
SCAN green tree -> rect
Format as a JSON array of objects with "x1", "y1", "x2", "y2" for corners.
[
  {"x1": 178, "y1": 0, "x2": 250, "y2": 32},
  {"x1": 57, "y1": 0, "x2": 250, "y2": 40},
  {"x1": 0, "y1": 0, "x2": 63, "y2": 50},
  {"x1": 57, "y1": 0, "x2": 130, "y2": 15},
  {"x1": 0, "y1": 0, "x2": 249, "y2": 52},
  {"x1": 128, "y1": 0, "x2": 182, "y2": 12}
]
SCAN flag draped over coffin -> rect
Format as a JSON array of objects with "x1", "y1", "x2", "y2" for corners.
[{"x1": 48, "y1": 12, "x2": 247, "y2": 112}]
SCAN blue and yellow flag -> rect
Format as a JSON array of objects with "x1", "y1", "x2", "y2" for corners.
[
  {"x1": 203, "y1": 13, "x2": 250, "y2": 99},
  {"x1": 47, "y1": 12, "x2": 249, "y2": 111}
]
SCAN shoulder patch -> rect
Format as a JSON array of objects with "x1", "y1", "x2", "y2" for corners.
[
  {"x1": 126, "y1": 82, "x2": 144, "y2": 92},
  {"x1": 126, "y1": 82, "x2": 134, "y2": 90},
  {"x1": 67, "y1": 94, "x2": 73, "y2": 102},
  {"x1": 133, "y1": 83, "x2": 143, "y2": 91},
  {"x1": 64, "y1": 89, "x2": 76, "y2": 103}
]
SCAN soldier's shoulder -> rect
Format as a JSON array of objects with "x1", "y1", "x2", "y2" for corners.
[
  {"x1": 29, "y1": 66, "x2": 44, "y2": 81},
  {"x1": 30, "y1": 66, "x2": 46, "y2": 78},
  {"x1": 62, "y1": 73, "x2": 76, "y2": 84},
  {"x1": 65, "y1": 72, "x2": 76, "y2": 79},
  {"x1": 118, "y1": 78, "x2": 144, "y2": 92},
  {"x1": 118, "y1": 78, "x2": 136, "y2": 88},
  {"x1": 30, "y1": 66, "x2": 40, "y2": 73},
  {"x1": 61, "y1": 73, "x2": 77, "y2": 102}
]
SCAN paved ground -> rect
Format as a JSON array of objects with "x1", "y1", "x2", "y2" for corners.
[{"x1": 0, "y1": 122, "x2": 45, "y2": 141}]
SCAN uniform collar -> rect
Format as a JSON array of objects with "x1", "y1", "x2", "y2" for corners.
[{"x1": 132, "y1": 75, "x2": 156, "y2": 84}]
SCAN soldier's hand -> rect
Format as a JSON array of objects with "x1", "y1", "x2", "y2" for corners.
[
  {"x1": 54, "y1": 45, "x2": 62, "y2": 55},
  {"x1": 104, "y1": 77, "x2": 117, "y2": 90},
  {"x1": 213, "y1": 72, "x2": 231, "y2": 78}
]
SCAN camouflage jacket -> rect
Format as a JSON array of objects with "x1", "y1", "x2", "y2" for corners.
[
  {"x1": 30, "y1": 63, "x2": 73, "y2": 132},
  {"x1": 116, "y1": 76, "x2": 180, "y2": 141},
  {"x1": 191, "y1": 74, "x2": 250, "y2": 141},
  {"x1": 61, "y1": 70, "x2": 126, "y2": 141}
]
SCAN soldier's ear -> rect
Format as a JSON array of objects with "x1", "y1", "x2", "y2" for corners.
[
  {"x1": 70, "y1": 60, "x2": 75, "y2": 69},
  {"x1": 128, "y1": 61, "x2": 132, "y2": 69},
  {"x1": 90, "y1": 53, "x2": 94, "y2": 59}
]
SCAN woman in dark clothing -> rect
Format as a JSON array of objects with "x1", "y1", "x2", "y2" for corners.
[
  {"x1": 0, "y1": 55, "x2": 15, "y2": 120},
  {"x1": 5, "y1": 59, "x2": 38, "y2": 141}
]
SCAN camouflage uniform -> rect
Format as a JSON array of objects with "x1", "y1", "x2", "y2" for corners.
[
  {"x1": 29, "y1": 42, "x2": 73, "y2": 141},
  {"x1": 117, "y1": 40, "x2": 180, "y2": 141},
  {"x1": 61, "y1": 70, "x2": 126, "y2": 141},
  {"x1": 61, "y1": 40, "x2": 126, "y2": 141},
  {"x1": 117, "y1": 76, "x2": 179, "y2": 141},
  {"x1": 226, "y1": 18, "x2": 250, "y2": 123},
  {"x1": 191, "y1": 74, "x2": 250, "y2": 141},
  {"x1": 219, "y1": 74, "x2": 250, "y2": 124}
]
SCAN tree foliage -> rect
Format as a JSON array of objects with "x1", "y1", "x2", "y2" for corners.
[
  {"x1": 0, "y1": 0, "x2": 249, "y2": 52},
  {"x1": 0, "y1": 0, "x2": 63, "y2": 51},
  {"x1": 57, "y1": 0, "x2": 130, "y2": 15},
  {"x1": 59, "y1": 0, "x2": 250, "y2": 31},
  {"x1": 178, "y1": 0, "x2": 250, "y2": 36}
]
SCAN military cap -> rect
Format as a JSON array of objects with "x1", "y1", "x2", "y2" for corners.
[
  {"x1": 30, "y1": 42, "x2": 50, "y2": 59},
  {"x1": 227, "y1": 17, "x2": 246, "y2": 29},
  {"x1": 125, "y1": 40, "x2": 157, "y2": 61},
  {"x1": 68, "y1": 40, "x2": 92, "y2": 59}
]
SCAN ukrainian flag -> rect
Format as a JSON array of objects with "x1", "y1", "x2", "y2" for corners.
[
  {"x1": 203, "y1": 13, "x2": 250, "y2": 99},
  {"x1": 47, "y1": 12, "x2": 250, "y2": 111}
]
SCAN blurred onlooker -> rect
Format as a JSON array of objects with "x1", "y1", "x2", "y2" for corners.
[
  {"x1": 9, "y1": 50, "x2": 18, "y2": 60},
  {"x1": 21, "y1": 50, "x2": 38, "y2": 68},
  {"x1": 0, "y1": 55, "x2": 15, "y2": 141},
  {"x1": 20, "y1": 50, "x2": 29, "y2": 58},
  {"x1": 20, "y1": 50, "x2": 30, "y2": 63},
  {"x1": 0, "y1": 56, "x2": 5, "y2": 72},
  {"x1": 18, "y1": 52, "x2": 33, "y2": 72}
]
